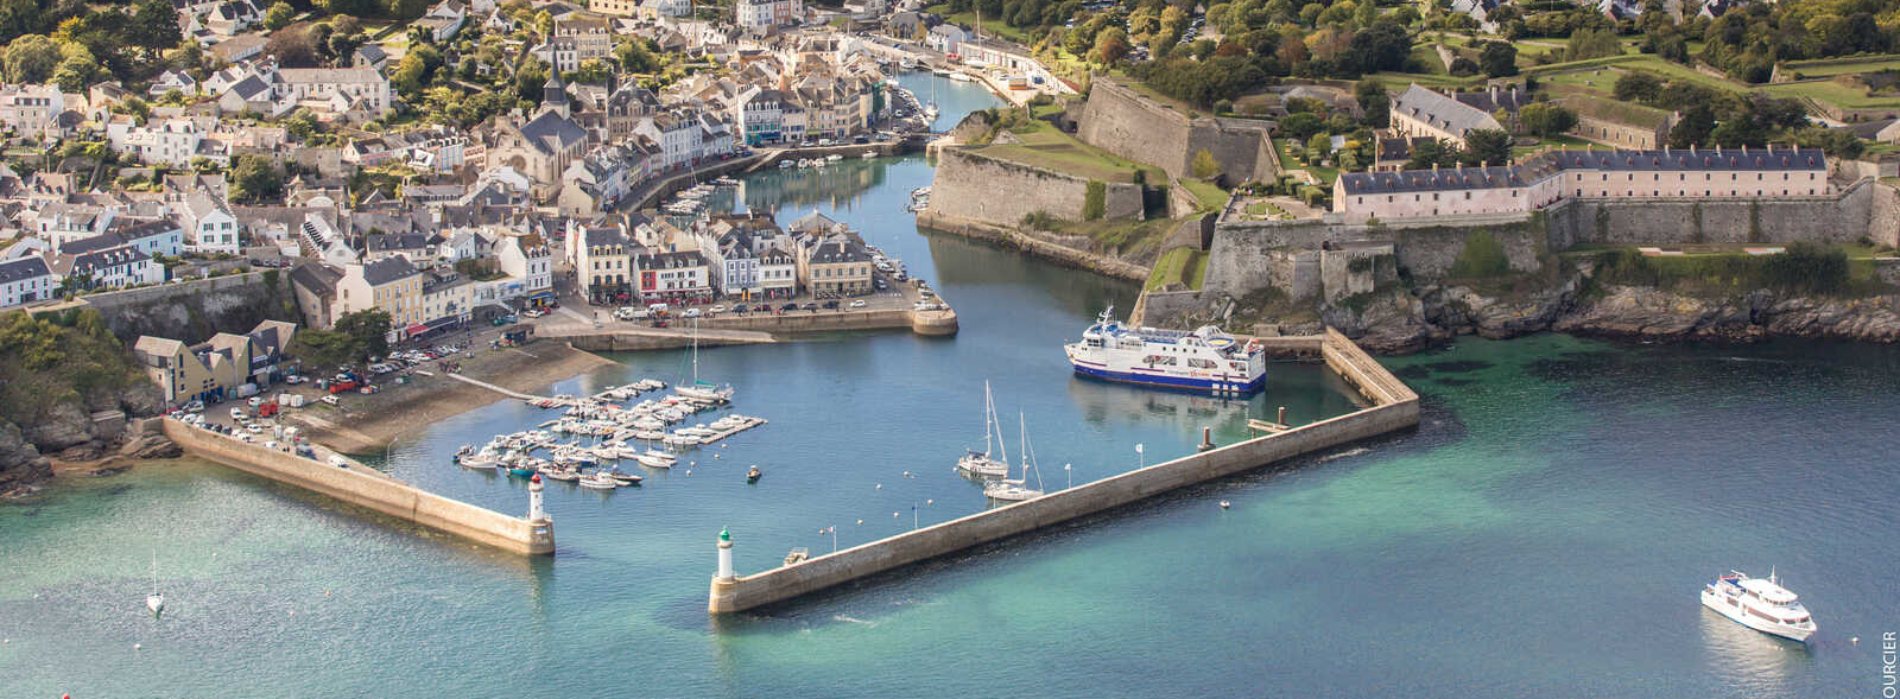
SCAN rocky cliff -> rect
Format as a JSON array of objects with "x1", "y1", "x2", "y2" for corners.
[
  {"x1": 1170, "y1": 273, "x2": 1900, "y2": 354},
  {"x1": 0, "y1": 309, "x2": 169, "y2": 494}
]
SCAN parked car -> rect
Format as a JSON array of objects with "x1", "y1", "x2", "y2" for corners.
[
  {"x1": 780, "y1": 303, "x2": 799, "y2": 312},
  {"x1": 522, "y1": 308, "x2": 548, "y2": 319},
  {"x1": 710, "y1": 305, "x2": 726, "y2": 314},
  {"x1": 849, "y1": 299, "x2": 868, "y2": 308},
  {"x1": 822, "y1": 300, "x2": 840, "y2": 310},
  {"x1": 802, "y1": 303, "x2": 818, "y2": 311},
  {"x1": 683, "y1": 308, "x2": 702, "y2": 318}
]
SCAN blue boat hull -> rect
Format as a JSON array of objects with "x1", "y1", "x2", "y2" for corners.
[{"x1": 1071, "y1": 362, "x2": 1266, "y2": 395}]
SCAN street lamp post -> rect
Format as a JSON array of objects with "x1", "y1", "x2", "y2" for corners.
[
  {"x1": 1064, "y1": 463, "x2": 1072, "y2": 490},
  {"x1": 1135, "y1": 443, "x2": 1144, "y2": 469}
]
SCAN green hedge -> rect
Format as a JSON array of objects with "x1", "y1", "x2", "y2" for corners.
[
  {"x1": 1083, "y1": 180, "x2": 1106, "y2": 221},
  {"x1": 1448, "y1": 231, "x2": 1511, "y2": 279}
]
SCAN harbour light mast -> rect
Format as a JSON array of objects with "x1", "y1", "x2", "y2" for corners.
[{"x1": 716, "y1": 527, "x2": 735, "y2": 581}]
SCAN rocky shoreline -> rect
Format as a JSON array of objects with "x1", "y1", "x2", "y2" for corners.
[
  {"x1": 1241, "y1": 282, "x2": 1900, "y2": 354},
  {"x1": 2, "y1": 417, "x2": 180, "y2": 499}
]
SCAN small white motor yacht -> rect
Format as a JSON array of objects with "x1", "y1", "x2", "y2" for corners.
[
  {"x1": 1700, "y1": 569, "x2": 1818, "y2": 642},
  {"x1": 578, "y1": 471, "x2": 619, "y2": 490}
]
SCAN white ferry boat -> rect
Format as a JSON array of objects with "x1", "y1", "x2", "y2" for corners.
[
  {"x1": 1700, "y1": 569, "x2": 1818, "y2": 642},
  {"x1": 1064, "y1": 308, "x2": 1267, "y2": 395}
]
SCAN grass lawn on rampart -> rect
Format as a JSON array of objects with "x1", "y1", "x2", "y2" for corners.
[
  {"x1": 1779, "y1": 55, "x2": 1900, "y2": 78},
  {"x1": 1179, "y1": 178, "x2": 1229, "y2": 212},
  {"x1": 1145, "y1": 246, "x2": 1209, "y2": 291},
  {"x1": 974, "y1": 122, "x2": 1166, "y2": 183}
]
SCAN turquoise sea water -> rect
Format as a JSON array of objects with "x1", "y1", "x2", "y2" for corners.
[{"x1": 4, "y1": 75, "x2": 1898, "y2": 697}]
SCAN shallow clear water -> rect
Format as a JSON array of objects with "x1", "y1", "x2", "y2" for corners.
[{"x1": 4, "y1": 75, "x2": 1898, "y2": 697}]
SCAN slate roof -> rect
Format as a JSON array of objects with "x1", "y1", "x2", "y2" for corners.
[
  {"x1": 361, "y1": 256, "x2": 420, "y2": 286},
  {"x1": 0, "y1": 256, "x2": 53, "y2": 284},
  {"x1": 1394, "y1": 84, "x2": 1502, "y2": 138},
  {"x1": 517, "y1": 111, "x2": 590, "y2": 155},
  {"x1": 1339, "y1": 147, "x2": 1826, "y2": 195}
]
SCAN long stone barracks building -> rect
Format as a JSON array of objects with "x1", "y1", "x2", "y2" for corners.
[{"x1": 1333, "y1": 146, "x2": 1827, "y2": 223}]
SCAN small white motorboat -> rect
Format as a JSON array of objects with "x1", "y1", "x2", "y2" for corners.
[
  {"x1": 636, "y1": 453, "x2": 676, "y2": 469},
  {"x1": 578, "y1": 471, "x2": 619, "y2": 490}
]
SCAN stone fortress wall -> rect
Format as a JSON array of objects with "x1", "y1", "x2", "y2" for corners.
[
  {"x1": 925, "y1": 148, "x2": 1145, "y2": 226},
  {"x1": 1075, "y1": 79, "x2": 1278, "y2": 185},
  {"x1": 1194, "y1": 179, "x2": 1890, "y2": 308}
]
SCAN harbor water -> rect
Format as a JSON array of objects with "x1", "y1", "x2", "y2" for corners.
[{"x1": 3, "y1": 74, "x2": 1897, "y2": 698}]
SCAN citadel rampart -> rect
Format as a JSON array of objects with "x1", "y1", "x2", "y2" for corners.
[
  {"x1": 1076, "y1": 79, "x2": 1278, "y2": 185},
  {"x1": 927, "y1": 148, "x2": 1144, "y2": 226}
]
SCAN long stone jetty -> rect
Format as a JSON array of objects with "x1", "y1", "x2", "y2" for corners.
[
  {"x1": 707, "y1": 329, "x2": 1418, "y2": 613},
  {"x1": 164, "y1": 419, "x2": 555, "y2": 555}
]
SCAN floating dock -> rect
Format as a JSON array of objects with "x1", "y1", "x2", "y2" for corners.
[{"x1": 707, "y1": 329, "x2": 1417, "y2": 613}]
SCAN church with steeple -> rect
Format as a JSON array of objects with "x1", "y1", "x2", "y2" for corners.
[{"x1": 482, "y1": 69, "x2": 593, "y2": 201}]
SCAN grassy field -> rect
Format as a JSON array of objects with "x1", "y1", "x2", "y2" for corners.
[
  {"x1": 1179, "y1": 178, "x2": 1229, "y2": 212},
  {"x1": 1778, "y1": 55, "x2": 1900, "y2": 78},
  {"x1": 1146, "y1": 246, "x2": 1208, "y2": 291},
  {"x1": 1511, "y1": 133, "x2": 1597, "y2": 157},
  {"x1": 1532, "y1": 53, "x2": 1900, "y2": 111},
  {"x1": 974, "y1": 123, "x2": 1164, "y2": 183}
]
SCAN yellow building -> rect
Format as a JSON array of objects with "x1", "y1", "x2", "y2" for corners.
[
  {"x1": 335, "y1": 257, "x2": 424, "y2": 338},
  {"x1": 135, "y1": 320, "x2": 298, "y2": 404}
]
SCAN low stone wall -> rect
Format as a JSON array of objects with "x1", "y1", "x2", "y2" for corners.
[
  {"x1": 916, "y1": 211, "x2": 1152, "y2": 281},
  {"x1": 1076, "y1": 79, "x2": 1277, "y2": 184},
  {"x1": 928, "y1": 148, "x2": 1144, "y2": 226},
  {"x1": 708, "y1": 332, "x2": 1416, "y2": 613},
  {"x1": 164, "y1": 419, "x2": 554, "y2": 555}
]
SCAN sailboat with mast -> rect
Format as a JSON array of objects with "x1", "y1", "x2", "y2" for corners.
[
  {"x1": 956, "y1": 381, "x2": 1011, "y2": 478},
  {"x1": 675, "y1": 319, "x2": 735, "y2": 403},
  {"x1": 984, "y1": 412, "x2": 1046, "y2": 502},
  {"x1": 145, "y1": 550, "x2": 165, "y2": 617}
]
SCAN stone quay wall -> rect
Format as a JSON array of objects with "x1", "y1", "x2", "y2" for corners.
[
  {"x1": 164, "y1": 419, "x2": 554, "y2": 555},
  {"x1": 708, "y1": 331, "x2": 1416, "y2": 613},
  {"x1": 927, "y1": 148, "x2": 1144, "y2": 226}
]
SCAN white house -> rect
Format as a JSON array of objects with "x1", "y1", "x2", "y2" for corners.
[
  {"x1": 0, "y1": 256, "x2": 58, "y2": 308},
  {"x1": 0, "y1": 84, "x2": 67, "y2": 140},
  {"x1": 181, "y1": 192, "x2": 241, "y2": 255},
  {"x1": 496, "y1": 233, "x2": 554, "y2": 295}
]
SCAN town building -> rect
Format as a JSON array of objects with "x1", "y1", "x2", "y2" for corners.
[
  {"x1": 798, "y1": 232, "x2": 872, "y2": 297},
  {"x1": 1389, "y1": 84, "x2": 1504, "y2": 150},
  {"x1": 133, "y1": 320, "x2": 297, "y2": 404},
  {"x1": 1333, "y1": 146, "x2": 1830, "y2": 223},
  {"x1": 636, "y1": 250, "x2": 712, "y2": 304},
  {"x1": 334, "y1": 257, "x2": 426, "y2": 337},
  {"x1": 181, "y1": 191, "x2": 242, "y2": 255},
  {"x1": 0, "y1": 256, "x2": 57, "y2": 308}
]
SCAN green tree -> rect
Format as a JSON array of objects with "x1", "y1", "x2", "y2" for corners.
[
  {"x1": 1613, "y1": 71, "x2": 1663, "y2": 103},
  {"x1": 290, "y1": 329, "x2": 361, "y2": 368},
  {"x1": 388, "y1": 0, "x2": 430, "y2": 19},
  {"x1": 565, "y1": 58, "x2": 612, "y2": 85},
  {"x1": 3, "y1": 34, "x2": 60, "y2": 83},
  {"x1": 1407, "y1": 138, "x2": 1455, "y2": 169},
  {"x1": 51, "y1": 43, "x2": 98, "y2": 92},
  {"x1": 1478, "y1": 41, "x2": 1518, "y2": 77},
  {"x1": 1192, "y1": 148, "x2": 1220, "y2": 179},
  {"x1": 1566, "y1": 26, "x2": 1622, "y2": 61},
  {"x1": 333, "y1": 309, "x2": 391, "y2": 362},
  {"x1": 1519, "y1": 103, "x2": 1577, "y2": 138},
  {"x1": 265, "y1": 2, "x2": 296, "y2": 30},
  {"x1": 230, "y1": 154, "x2": 285, "y2": 204},
  {"x1": 1091, "y1": 26, "x2": 1130, "y2": 64},
  {"x1": 1355, "y1": 78, "x2": 1389, "y2": 128},
  {"x1": 1459, "y1": 129, "x2": 1511, "y2": 167},
  {"x1": 615, "y1": 38, "x2": 659, "y2": 73}
]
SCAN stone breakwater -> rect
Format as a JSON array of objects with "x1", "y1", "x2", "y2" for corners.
[
  {"x1": 164, "y1": 418, "x2": 554, "y2": 555},
  {"x1": 708, "y1": 330, "x2": 1417, "y2": 613}
]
